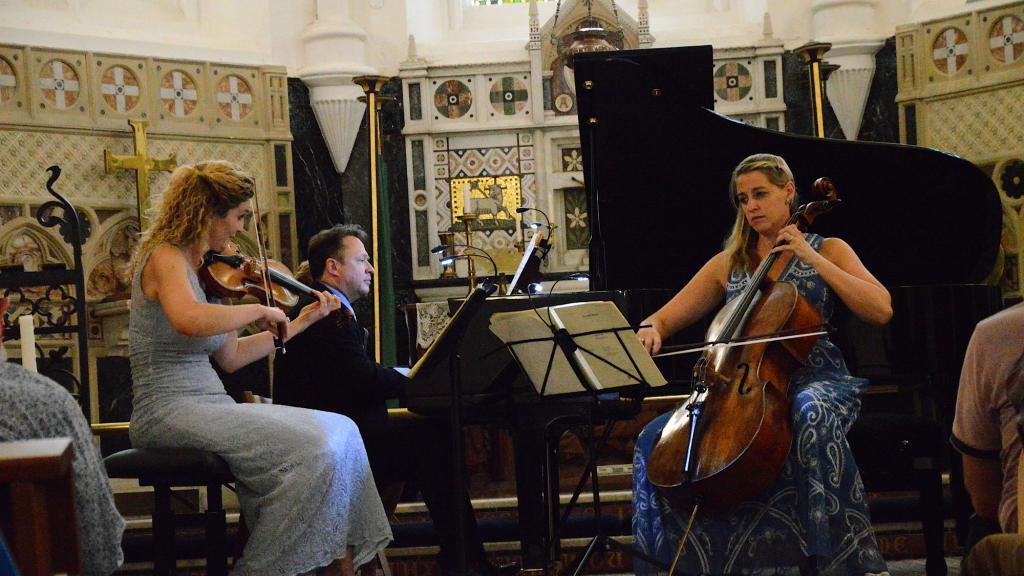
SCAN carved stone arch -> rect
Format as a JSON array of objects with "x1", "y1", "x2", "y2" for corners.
[
  {"x1": 85, "y1": 213, "x2": 140, "y2": 301},
  {"x1": 0, "y1": 219, "x2": 76, "y2": 323},
  {"x1": 0, "y1": 217, "x2": 72, "y2": 271}
]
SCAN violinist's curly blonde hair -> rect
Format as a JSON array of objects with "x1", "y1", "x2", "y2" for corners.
[
  {"x1": 130, "y1": 160, "x2": 255, "y2": 276},
  {"x1": 722, "y1": 154, "x2": 795, "y2": 272}
]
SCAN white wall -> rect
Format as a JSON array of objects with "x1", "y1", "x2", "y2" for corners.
[
  {"x1": 0, "y1": 0, "x2": 1010, "y2": 79},
  {"x1": 0, "y1": 0, "x2": 282, "y2": 66}
]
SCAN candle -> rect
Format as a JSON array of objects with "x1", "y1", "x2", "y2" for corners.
[
  {"x1": 19, "y1": 314, "x2": 37, "y2": 372},
  {"x1": 464, "y1": 182, "x2": 473, "y2": 215}
]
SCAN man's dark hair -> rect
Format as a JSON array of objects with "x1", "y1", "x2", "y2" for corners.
[{"x1": 307, "y1": 224, "x2": 368, "y2": 280}]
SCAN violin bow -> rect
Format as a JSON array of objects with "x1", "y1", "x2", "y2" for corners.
[{"x1": 250, "y1": 187, "x2": 285, "y2": 353}]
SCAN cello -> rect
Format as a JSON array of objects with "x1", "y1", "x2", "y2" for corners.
[{"x1": 646, "y1": 178, "x2": 839, "y2": 512}]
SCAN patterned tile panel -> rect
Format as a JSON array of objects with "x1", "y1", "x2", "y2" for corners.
[
  {"x1": 488, "y1": 75, "x2": 529, "y2": 116},
  {"x1": 925, "y1": 84, "x2": 1024, "y2": 161},
  {"x1": 989, "y1": 15, "x2": 1024, "y2": 64},
  {"x1": 433, "y1": 79, "x2": 473, "y2": 120},
  {"x1": 932, "y1": 27, "x2": 970, "y2": 75},
  {"x1": 0, "y1": 56, "x2": 18, "y2": 107},
  {"x1": 38, "y1": 58, "x2": 82, "y2": 110},
  {"x1": 563, "y1": 187, "x2": 590, "y2": 251},
  {"x1": 217, "y1": 74, "x2": 254, "y2": 121},
  {"x1": 158, "y1": 68, "x2": 200, "y2": 118},
  {"x1": 99, "y1": 65, "x2": 141, "y2": 114},
  {"x1": 0, "y1": 130, "x2": 266, "y2": 205},
  {"x1": 715, "y1": 62, "x2": 752, "y2": 102}
]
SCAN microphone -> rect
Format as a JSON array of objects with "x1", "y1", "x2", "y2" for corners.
[
  {"x1": 515, "y1": 207, "x2": 553, "y2": 255},
  {"x1": 438, "y1": 253, "x2": 500, "y2": 280},
  {"x1": 515, "y1": 206, "x2": 552, "y2": 231},
  {"x1": 431, "y1": 244, "x2": 500, "y2": 279}
]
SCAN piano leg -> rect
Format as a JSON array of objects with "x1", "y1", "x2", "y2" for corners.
[
  {"x1": 919, "y1": 468, "x2": 948, "y2": 576},
  {"x1": 512, "y1": 423, "x2": 555, "y2": 574}
]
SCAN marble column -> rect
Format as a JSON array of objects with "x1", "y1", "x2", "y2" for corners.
[
  {"x1": 812, "y1": 0, "x2": 885, "y2": 140},
  {"x1": 297, "y1": 0, "x2": 377, "y2": 173}
]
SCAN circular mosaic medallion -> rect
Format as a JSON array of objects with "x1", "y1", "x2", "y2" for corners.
[
  {"x1": 434, "y1": 80, "x2": 472, "y2": 119},
  {"x1": 0, "y1": 57, "x2": 16, "y2": 106},
  {"x1": 1000, "y1": 159, "x2": 1024, "y2": 200},
  {"x1": 932, "y1": 27, "x2": 970, "y2": 74},
  {"x1": 217, "y1": 74, "x2": 253, "y2": 121},
  {"x1": 160, "y1": 70, "x2": 199, "y2": 117},
  {"x1": 101, "y1": 65, "x2": 140, "y2": 113},
  {"x1": 38, "y1": 59, "x2": 80, "y2": 110},
  {"x1": 714, "y1": 62, "x2": 752, "y2": 102},
  {"x1": 990, "y1": 15, "x2": 1024, "y2": 64},
  {"x1": 553, "y1": 93, "x2": 574, "y2": 113},
  {"x1": 489, "y1": 77, "x2": 528, "y2": 115}
]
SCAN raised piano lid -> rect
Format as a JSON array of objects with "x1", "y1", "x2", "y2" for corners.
[{"x1": 573, "y1": 46, "x2": 1002, "y2": 293}]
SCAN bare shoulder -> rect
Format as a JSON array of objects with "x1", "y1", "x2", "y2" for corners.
[
  {"x1": 819, "y1": 237, "x2": 855, "y2": 261},
  {"x1": 147, "y1": 245, "x2": 188, "y2": 273},
  {"x1": 707, "y1": 250, "x2": 731, "y2": 287}
]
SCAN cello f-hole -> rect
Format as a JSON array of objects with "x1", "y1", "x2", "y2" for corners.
[{"x1": 736, "y1": 362, "x2": 752, "y2": 395}]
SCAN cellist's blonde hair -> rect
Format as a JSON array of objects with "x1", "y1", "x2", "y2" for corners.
[
  {"x1": 130, "y1": 160, "x2": 255, "y2": 277},
  {"x1": 722, "y1": 154, "x2": 795, "y2": 272}
]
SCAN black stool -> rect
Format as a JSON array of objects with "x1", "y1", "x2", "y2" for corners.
[{"x1": 104, "y1": 448, "x2": 235, "y2": 576}]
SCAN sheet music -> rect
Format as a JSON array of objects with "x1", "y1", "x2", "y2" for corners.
[
  {"x1": 549, "y1": 301, "x2": 667, "y2": 389},
  {"x1": 488, "y1": 307, "x2": 587, "y2": 396},
  {"x1": 489, "y1": 301, "x2": 667, "y2": 395}
]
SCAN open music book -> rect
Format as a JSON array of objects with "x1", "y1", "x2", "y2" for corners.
[{"x1": 489, "y1": 300, "x2": 667, "y2": 396}]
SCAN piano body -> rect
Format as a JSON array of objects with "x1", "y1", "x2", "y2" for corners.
[
  {"x1": 401, "y1": 45, "x2": 1005, "y2": 575},
  {"x1": 573, "y1": 46, "x2": 1005, "y2": 575}
]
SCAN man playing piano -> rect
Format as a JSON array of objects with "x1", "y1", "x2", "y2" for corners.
[
  {"x1": 632, "y1": 154, "x2": 892, "y2": 575},
  {"x1": 274, "y1": 224, "x2": 514, "y2": 576}
]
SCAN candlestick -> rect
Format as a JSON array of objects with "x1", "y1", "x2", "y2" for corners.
[{"x1": 19, "y1": 314, "x2": 37, "y2": 372}]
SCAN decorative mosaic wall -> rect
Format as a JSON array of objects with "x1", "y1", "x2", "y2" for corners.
[
  {"x1": 0, "y1": 43, "x2": 296, "y2": 422},
  {"x1": 428, "y1": 132, "x2": 537, "y2": 272},
  {"x1": 400, "y1": 3, "x2": 787, "y2": 282},
  {"x1": 896, "y1": 1, "x2": 1024, "y2": 299}
]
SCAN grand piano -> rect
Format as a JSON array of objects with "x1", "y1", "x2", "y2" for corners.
[
  {"x1": 573, "y1": 45, "x2": 1004, "y2": 576},
  {"x1": 405, "y1": 45, "x2": 1005, "y2": 576}
]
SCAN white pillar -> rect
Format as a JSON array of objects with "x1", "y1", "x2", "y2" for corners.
[
  {"x1": 812, "y1": 0, "x2": 884, "y2": 140},
  {"x1": 297, "y1": 0, "x2": 378, "y2": 174}
]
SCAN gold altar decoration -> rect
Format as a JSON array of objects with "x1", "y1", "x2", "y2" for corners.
[
  {"x1": 450, "y1": 175, "x2": 521, "y2": 232},
  {"x1": 103, "y1": 119, "x2": 177, "y2": 229}
]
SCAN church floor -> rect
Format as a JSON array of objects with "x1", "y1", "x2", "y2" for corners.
[{"x1": 114, "y1": 555, "x2": 962, "y2": 575}]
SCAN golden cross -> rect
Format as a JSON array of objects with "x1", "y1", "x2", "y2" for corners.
[{"x1": 103, "y1": 119, "x2": 177, "y2": 229}]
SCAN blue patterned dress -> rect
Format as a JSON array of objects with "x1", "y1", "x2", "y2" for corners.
[{"x1": 633, "y1": 234, "x2": 888, "y2": 575}]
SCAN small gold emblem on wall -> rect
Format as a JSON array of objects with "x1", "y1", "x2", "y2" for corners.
[{"x1": 450, "y1": 176, "x2": 521, "y2": 232}]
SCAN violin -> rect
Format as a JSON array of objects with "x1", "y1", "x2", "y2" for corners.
[
  {"x1": 646, "y1": 178, "x2": 839, "y2": 512},
  {"x1": 200, "y1": 242, "x2": 315, "y2": 310}
]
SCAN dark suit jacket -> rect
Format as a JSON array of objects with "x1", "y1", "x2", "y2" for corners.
[{"x1": 273, "y1": 282, "x2": 407, "y2": 434}]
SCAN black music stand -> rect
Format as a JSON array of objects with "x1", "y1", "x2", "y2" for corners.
[
  {"x1": 495, "y1": 303, "x2": 670, "y2": 574},
  {"x1": 406, "y1": 281, "x2": 498, "y2": 575}
]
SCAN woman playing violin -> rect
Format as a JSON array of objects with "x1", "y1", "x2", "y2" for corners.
[
  {"x1": 128, "y1": 160, "x2": 392, "y2": 576},
  {"x1": 633, "y1": 154, "x2": 892, "y2": 575}
]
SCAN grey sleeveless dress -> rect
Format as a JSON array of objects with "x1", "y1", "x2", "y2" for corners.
[{"x1": 128, "y1": 247, "x2": 392, "y2": 576}]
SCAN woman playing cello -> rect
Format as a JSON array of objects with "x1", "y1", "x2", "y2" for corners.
[
  {"x1": 128, "y1": 160, "x2": 392, "y2": 576},
  {"x1": 633, "y1": 154, "x2": 892, "y2": 575}
]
